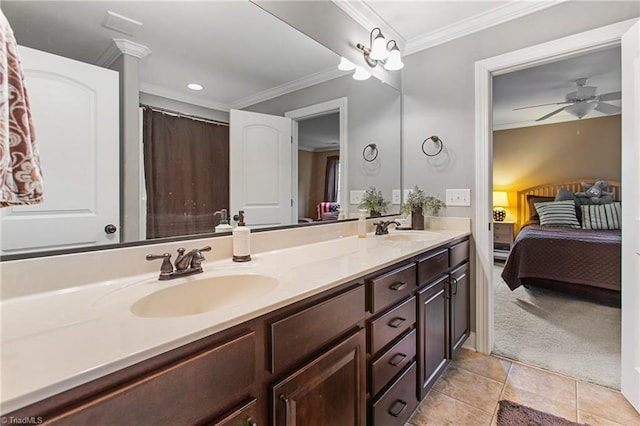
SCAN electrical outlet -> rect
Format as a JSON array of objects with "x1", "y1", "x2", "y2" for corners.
[
  {"x1": 392, "y1": 190, "x2": 401, "y2": 205},
  {"x1": 350, "y1": 190, "x2": 365, "y2": 204},
  {"x1": 446, "y1": 189, "x2": 471, "y2": 206}
]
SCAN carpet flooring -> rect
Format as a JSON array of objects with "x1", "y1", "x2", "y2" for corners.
[{"x1": 493, "y1": 264, "x2": 621, "y2": 390}]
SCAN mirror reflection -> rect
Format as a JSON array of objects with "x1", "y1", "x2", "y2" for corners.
[{"x1": 0, "y1": 1, "x2": 401, "y2": 257}]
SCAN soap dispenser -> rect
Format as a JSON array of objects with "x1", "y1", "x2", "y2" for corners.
[
  {"x1": 232, "y1": 210, "x2": 251, "y2": 262},
  {"x1": 214, "y1": 209, "x2": 233, "y2": 233}
]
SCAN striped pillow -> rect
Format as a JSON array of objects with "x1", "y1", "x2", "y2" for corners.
[
  {"x1": 582, "y1": 202, "x2": 621, "y2": 229},
  {"x1": 533, "y1": 200, "x2": 581, "y2": 228}
]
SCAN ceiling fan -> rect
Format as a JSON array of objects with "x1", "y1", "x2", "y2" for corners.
[{"x1": 514, "y1": 78, "x2": 621, "y2": 122}]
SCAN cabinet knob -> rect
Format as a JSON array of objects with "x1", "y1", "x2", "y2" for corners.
[{"x1": 388, "y1": 399, "x2": 408, "y2": 418}]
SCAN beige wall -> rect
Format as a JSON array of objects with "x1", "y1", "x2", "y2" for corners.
[
  {"x1": 493, "y1": 115, "x2": 621, "y2": 222},
  {"x1": 298, "y1": 150, "x2": 340, "y2": 220}
]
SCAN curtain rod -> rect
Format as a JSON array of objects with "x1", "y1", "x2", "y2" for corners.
[{"x1": 140, "y1": 104, "x2": 229, "y2": 127}]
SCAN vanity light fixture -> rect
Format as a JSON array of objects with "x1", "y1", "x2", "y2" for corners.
[
  {"x1": 337, "y1": 57, "x2": 371, "y2": 80},
  {"x1": 356, "y1": 27, "x2": 404, "y2": 71},
  {"x1": 187, "y1": 83, "x2": 203, "y2": 91},
  {"x1": 353, "y1": 67, "x2": 372, "y2": 81}
]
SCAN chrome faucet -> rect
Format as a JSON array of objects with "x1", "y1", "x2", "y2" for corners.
[
  {"x1": 374, "y1": 220, "x2": 401, "y2": 235},
  {"x1": 147, "y1": 246, "x2": 212, "y2": 280}
]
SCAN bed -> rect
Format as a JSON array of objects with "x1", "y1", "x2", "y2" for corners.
[{"x1": 501, "y1": 179, "x2": 621, "y2": 305}]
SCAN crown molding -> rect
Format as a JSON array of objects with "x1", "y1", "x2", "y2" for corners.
[
  {"x1": 139, "y1": 82, "x2": 231, "y2": 113},
  {"x1": 96, "y1": 38, "x2": 152, "y2": 67},
  {"x1": 332, "y1": 0, "x2": 405, "y2": 48},
  {"x1": 231, "y1": 67, "x2": 346, "y2": 110},
  {"x1": 404, "y1": 0, "x2": 566, "y2": 56}
]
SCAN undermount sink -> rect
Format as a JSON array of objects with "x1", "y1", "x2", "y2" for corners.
[
  {"x1": 384, "y1": 231, "x2": 441, "y2": 242},
  {"x1": 131, "y1": 274, "x2": 279, "y2": 318}
]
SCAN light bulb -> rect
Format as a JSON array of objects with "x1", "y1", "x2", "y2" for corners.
[
  {"x1": 338, "y1": 57, "x2": 356, "y2": 71},
  {"x1": 369, "y1": 32, "x2": 388, "y2": 61},
  {"x1": 187, "y1": 83, "x2": 204, "y2": 91},
  {"x1": 353, "y1": 67, "x2": 371, "y2": 81},
  {"x1": 384, "y1": 45, "x2": 404, "y2": 71}
]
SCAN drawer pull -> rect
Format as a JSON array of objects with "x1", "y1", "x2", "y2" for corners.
[
  {"x1": 280, "y1": 395, "x2": 295, "y2": 426},
  {"x1": 388, "y1": 353, "x2": 407, "y2": 366},
  {"x1": 387, "y1": 317, "x2": 406, "y2": 328},
  {"x1": 243, "y1": 418, "x2": 257, "y2": 426},
  {"x1": 450, "y1": 276, "x2": 458, "y2": 295},
  {"x1": 388, "y1": 399, "x2": 408, "y2": 418},
  {"x1": 389, "y1": 281, "x2": 407, "y2": 291}
]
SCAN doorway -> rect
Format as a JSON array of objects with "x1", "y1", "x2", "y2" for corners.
[
  {"x1": 285, "y1": 98, "x2": 348, "y2": 219},
  {"x1": 474, "y1": 18, "x2": 639, "y2": 409}
]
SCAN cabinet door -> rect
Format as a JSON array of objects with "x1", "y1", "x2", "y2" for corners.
[
  {"x1": 272, "y1": 329, "x2": 366, "y2": 426},
  {"x1": 417, "y1": 276, "x2": 449, "y2": 400},
  {"x1": 450, "y1": 263, "x2": 469, "y2": 357}
]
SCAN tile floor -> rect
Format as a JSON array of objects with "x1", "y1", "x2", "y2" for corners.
[{"x1": 406, "y1": 349, "x2": 640, "y2": 426}]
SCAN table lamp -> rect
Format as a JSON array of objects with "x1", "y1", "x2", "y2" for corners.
[{"x1": 493, "y1": 191, "x2": 509, "y2": 222}]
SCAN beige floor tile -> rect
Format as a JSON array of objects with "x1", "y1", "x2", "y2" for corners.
[
  {"x1": 578, "y1": 381, "x2": 640, "y2": 425},
  {"x1": 578, "y1": 411, "x2": 624, "y2": 426},
  {"x1": 506, "y1": 362, "x2": 576, "y2": 404},
  {"x1": 452, "y1": 349, "x2": 511, "y2": 383},
  {"x1": 408, "y1": 390, "x2": 493, "y2": 426},
  {"x1": 432, "y1": 365, "x2": 503, "y2": 414},
  {"x1": 501, "y1": 382, "x2": 577, "y2": 421}
]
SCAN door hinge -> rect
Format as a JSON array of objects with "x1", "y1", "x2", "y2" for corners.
[
  {"x1": 291, "y1": 136, "x2": 293, "y2": 144},
  {"x1": 291, "y1": 199, "x2": 293, "y2": 207}
]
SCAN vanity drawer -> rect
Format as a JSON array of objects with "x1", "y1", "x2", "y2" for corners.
[
  {"x1": 46, "y1": 332, "x2": 256, "y2": 425},
  {"x1": 270, "y1": 285, "x2": 365, "y2": 374},
  {"x1": 371, "y1": 362, "x2": 418, "y2": 426},
  {"x1": 417, "y1": 249, "x2": 449, "y2": 285},
  {"x1": 368, "y1": 297, "x2": 416, "y2": 355},
  {"x1": 212, "y1": 398, "x2": 257, "y2": 426},
  {"x1": 449, "y1": 239, "x2": 469, "y2": 268},
  {"x1": 371, "y1": 329, "x2": 416, "y2": 397},
  {"x1": 368, "y1": 263, "x2": 417, "y2": 313}
]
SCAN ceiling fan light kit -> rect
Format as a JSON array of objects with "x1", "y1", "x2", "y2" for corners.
[{"x1": 515, "y1": 78, "x2": 621, "y2": 122}]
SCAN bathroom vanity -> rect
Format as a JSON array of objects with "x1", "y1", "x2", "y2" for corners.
[{"x1": 1, "y1": 228, "x2": 469, "y2": 425}]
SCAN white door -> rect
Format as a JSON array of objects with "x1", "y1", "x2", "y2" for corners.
[
  {"x1": 229, "y1": 109, "x2": 292, "y2": 228},
  {"x1": 0, "y1": 46, "x2": 119, "y2": 255},
  {"x1": 620, "y1": 21, "x2": 640, "y2": 413}
]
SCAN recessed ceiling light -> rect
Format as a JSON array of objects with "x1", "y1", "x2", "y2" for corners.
[{"x1": 187, "y1": 83, "x2": 203, "y2": 91}]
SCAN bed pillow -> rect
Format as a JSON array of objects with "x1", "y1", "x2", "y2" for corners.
[
  {"x1": 555, "y1": 188, "x2": 582, "y2": 222},
  {"x1": 581, "y1": 202, "x2": 622, "y2": 230},
  {"x1": 526, "y1": 195, "x2": 555, "y2": 222},
  {"x1": 533, "y1": 200, "x2": 581, "y2": 228}
]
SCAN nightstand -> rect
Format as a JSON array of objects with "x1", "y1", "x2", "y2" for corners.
[{"x1": 493, "y1": 221, "x2": 515, "y2": 260}]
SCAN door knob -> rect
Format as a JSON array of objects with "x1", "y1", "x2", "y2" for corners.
[{"x1": 104, "y1": 224, "x2": 117, "y2": 234}]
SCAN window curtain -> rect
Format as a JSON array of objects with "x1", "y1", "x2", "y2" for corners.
[
  {"x1": 324, "y1": 155, "x2": 339, "y2": 202},
  {"x1": 143, "y1": 109, "x2": 229, "y2": 239}
]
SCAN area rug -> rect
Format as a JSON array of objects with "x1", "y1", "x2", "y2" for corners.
[
  {"x1": 493, "y1": 264, "x2": 621, "y2": 389},
  {"x1": 497, "y1": 400, "x2": 586, "y2": 426}
]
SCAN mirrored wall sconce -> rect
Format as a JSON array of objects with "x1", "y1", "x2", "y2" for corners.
[
  {"x1": 338, "y1": 57, "x2": 371, "y2": 80},
  {"x1": 362, "y1": 143, "x2": 378, "y2": 162},
  {"x1": 356, "y1": 27, "x2": 404, "y2": 71}
]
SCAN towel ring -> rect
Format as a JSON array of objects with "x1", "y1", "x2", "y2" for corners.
[
  {"x1": 422, "y1": 136, "x2": 443, "y2": 157},
  {"x1": 363, "y1": 143, "x2": 378, "y2": 162}
]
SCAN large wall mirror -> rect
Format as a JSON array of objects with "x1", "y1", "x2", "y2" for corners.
[{"x1": 1, "y1": 1, "x2": 401, "y2": 258}]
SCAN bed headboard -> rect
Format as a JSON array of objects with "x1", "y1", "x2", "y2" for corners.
[{"x1": 516, "y1": 179, "x2": 621, "y2": 228}]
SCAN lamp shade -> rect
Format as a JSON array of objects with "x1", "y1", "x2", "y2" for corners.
[
  {"x1": 493, "y1": 191, "x2": 509, "y2": 207},
  {"x1": 338, "y1": 57, "x2": 356, "y2": 71},
  {"x1": 384, "y1": 46, "x2": 404, "y2": 71},
  {"x1": 565, "y1": 101, "x2": 597, "y2": 119},
  {"x1": 369, "y1": 32, "x2": 389, "y2": 60},
  {"x1": 352, "y1": 66, "x2": 371, "y2": 81}
]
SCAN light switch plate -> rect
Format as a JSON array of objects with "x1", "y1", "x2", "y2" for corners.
[
  {"x1": 392, "y1": 190, "x2": 401, "y2": 205},
  {"x1": 446, "y1": 189, "x2": 471, "y2": 206},
  {"x1": 403, "y1": 189, "x2": 411, "y2": 201},
  {"x1": 350, "y1": 190, "x2": 365, "y2": 204}
]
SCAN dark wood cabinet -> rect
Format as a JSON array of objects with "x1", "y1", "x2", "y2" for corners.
[
  {"x1": 271, "y1": 329, "x2": 366, "y2": 426},
  {"x1": 449, "y1": 263, "x2": 469, "y2": 357},
  {"x1": 416, "y1": 275, "x2": 449, "y2": 399}
]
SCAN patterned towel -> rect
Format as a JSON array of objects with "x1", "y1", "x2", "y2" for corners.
[{"x1": 0, "y1": 10, "x2": 43, "y2": 207}]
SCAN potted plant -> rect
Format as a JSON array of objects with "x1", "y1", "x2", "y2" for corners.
[
  {"x1": 400, "y1": 185, "x2": 446, "y2": 230},
  {"x1": 359, "y1": 187, "x2": 390, "y2": 217}
]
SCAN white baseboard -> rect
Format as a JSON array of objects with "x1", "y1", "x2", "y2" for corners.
[{"x1": 462, "y1": 331, "x2": 477, "y2": 351}]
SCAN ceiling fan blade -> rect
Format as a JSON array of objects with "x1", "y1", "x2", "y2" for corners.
[
  {"x1": 535, "y1": 106, "x2": 567, "y2": 122},
  {"x1": 598, "y1": 91, "x2": 622, "y2": 102},
  {"x1": 595, "y1": 102, "x2": 621, "y2": 114},
  {"x1": 575, "y1": 85, "x2": 597, "y2": 99},
  {"x1": 513, "y1": 101, "x2": 571, "y2": 111}
]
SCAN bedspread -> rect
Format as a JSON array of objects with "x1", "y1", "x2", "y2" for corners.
[{"x1": 501, "y1": 225, "x2": 621, "y2": 292}]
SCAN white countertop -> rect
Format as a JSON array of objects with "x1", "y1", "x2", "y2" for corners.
[{"x1": 0, "y1": 229, "x2": 468, "y2": 414}]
